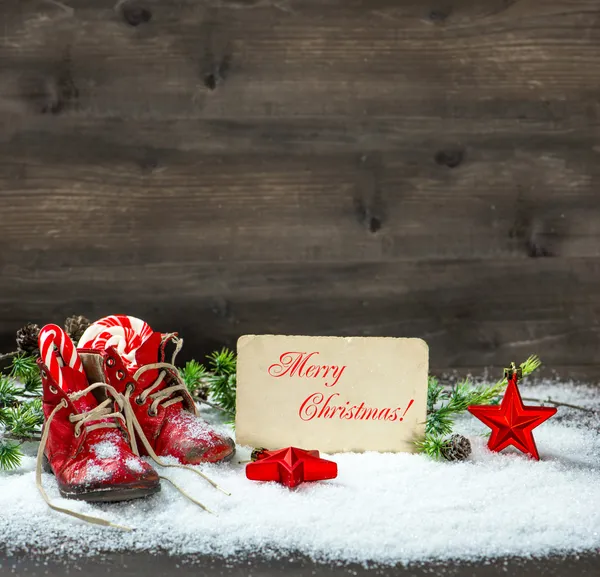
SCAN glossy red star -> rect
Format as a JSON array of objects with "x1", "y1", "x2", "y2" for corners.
[
  {"x1": 468, "y1": 373, "x2": 557, "y2": 460},
  {"x1": 245, "y1": 447, "x2": 338, "y2": 488}
]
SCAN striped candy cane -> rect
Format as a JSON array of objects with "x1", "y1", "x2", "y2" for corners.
[
  {"x1": 39, "y1": 324, "x2": 84, "y2": 390},
  {"x1": 77, "y1": 315, "x2": 153, "y2": 368}
]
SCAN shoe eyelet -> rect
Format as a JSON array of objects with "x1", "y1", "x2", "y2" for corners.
[
  {"x1": 49, "y1": 386, "x2": 58, "y2": 395},
  {"x1": 116, "y1": 369, "x2": 125, "y2": 381},
  {"x1": 135, "y1": 396, "x2": 145, "y2": 406},
  {"x1": 148, "y1": 407, "x2": 158, "y2": 417},
  {"x1": 106, "y1": 357, "x2": 116, "y2": 367},
  {"x1": 41, "y1": 369, "x2": 47, "y2": 379},
  {"x1": 74, "y1": 428, "x2": 81, "y2": 438},
  {"x1": 126, "y1": 382, "x2": 135, "y2": 394}
]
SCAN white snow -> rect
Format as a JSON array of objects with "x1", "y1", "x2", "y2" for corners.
[
  {"x1": 125, "y1": 457, "x2": 145, "y2": 474},
  {"x1": 83, "y1": 464, "x2": 111, "y2": 484},
  {"x1": 0, "y1": 380, "x2": 599, "y2": 565},
  {"x1": 91, "y1": 435, "x2": 121, "y2": 460}
]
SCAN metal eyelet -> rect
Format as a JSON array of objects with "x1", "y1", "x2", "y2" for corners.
[
  {"x1": 126, "y1": 383, "x2": 135, "y2": 394},
  {"x1": 148, "y1": 407, "x2": 157, "y2": 417},
  {"x1": 116, "y1": 369, "x2": 125, "y2": 381},
  {"x1": 74, "y1": 428, "x2": 81, "y2": 438},
  {"x1": 41, "y1": 369, "x2": 47, "y2": 379},
  {"x1": 106, "y1": 357, "x2": 116, "y2": 367},
  {"x1": 49, "y1": 386, "x2": 58, "y2": 395},
  {"x1": 135, "y1": 396, "x2": 145, "y2": 406}
]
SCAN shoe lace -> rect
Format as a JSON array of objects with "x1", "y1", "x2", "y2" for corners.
[
  {"x1": 130, "y1": 334, "x2": 190, "y2": 418},
  {"x1": 125, "y1": 334, "x2": 230, "y2": 497},
  {"x1": 36, "y1": 382, "x2": 133, "y2": 531},
  {"x1": 38, "y1": 379, "x2": 229, "y2": 530}
]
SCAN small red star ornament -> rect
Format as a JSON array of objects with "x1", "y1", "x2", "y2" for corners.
[
  {"x1": 468, "y1": 363, "x2": 557, "y2": 460},
  {"x1": 246, "y1": 447, "x2": 338, "y2": 488}
]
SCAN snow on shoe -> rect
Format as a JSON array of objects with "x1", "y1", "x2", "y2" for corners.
[
  {"x1": 37, "y1": 324, "x2": 160, "y2": 529},
  {"x1": 79, "y1": 316, "x2": 235, "y2": 471}
]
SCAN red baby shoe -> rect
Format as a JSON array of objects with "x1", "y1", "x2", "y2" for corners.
[
  {"x1": 78, "y1": 316, "x2": 236, "y2": 466},
  {"x1": 37, "y1": 325, "x2": 160, "y2": 513}
]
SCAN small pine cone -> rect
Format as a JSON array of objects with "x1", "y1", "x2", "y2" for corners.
[
  {"x1": 16, "y1": 323, "x2": 40, "y2": 356},
  {"x1": 64, "y1": 315, "x2": 91, "y2": 344},
  {"x1": 250, "y1": 448, "x2": 268, "y2": 462},
  {"x1": 441, "y1": 434, "x2": 472, "y2": 462}
]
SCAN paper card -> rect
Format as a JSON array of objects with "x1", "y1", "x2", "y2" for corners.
[{"x1": 236, "y1": 335, "x2": 428, "y2": 453}]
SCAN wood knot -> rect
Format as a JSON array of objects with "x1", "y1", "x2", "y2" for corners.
[
  {"x1": 204, "y1": 73, "x2": 218, "y2": 91},
  {"x1": 121, "y1": 3, "x2": 152, "y2": 26},
  {"x1": 354, "y1": 198, "x2": 383, "y2": 235},
  {"x1": 203, "y1": 54, "x2": 231, "y2": 91},
  {"x1": 429, "y1": 7, "x2": 452, "y2": 22},
  {"x1": 435, "y1": 149, "x2": 464, "y2": 168}
]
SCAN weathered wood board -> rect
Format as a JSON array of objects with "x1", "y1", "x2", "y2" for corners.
[{"x1": 1, "y1": 0, "x2": 599, "y2": 379}]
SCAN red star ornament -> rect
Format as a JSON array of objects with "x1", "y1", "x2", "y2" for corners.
[
  {"x1": 246, "y1": 447, "x2": 338, "y2": 488},
  {"x1": 468, "y1": 369, "x2": 557, "y2": 460}
]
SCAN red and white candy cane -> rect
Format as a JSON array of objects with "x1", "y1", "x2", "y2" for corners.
[
  {"x1": 77, "y1": 315, "x2": 153, "y2": 368},
  {"x1": 38, "y1": 324, "x2": 84, "y2": 390}
]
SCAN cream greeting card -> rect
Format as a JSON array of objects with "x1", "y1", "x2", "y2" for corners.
[{"x1": 236, "y1": 335, "x2": 428, "y2": 453}]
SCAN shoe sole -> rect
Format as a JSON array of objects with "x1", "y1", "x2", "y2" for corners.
[{"x1": 43, "y1": 454, "x2": 161, "y2": 503}]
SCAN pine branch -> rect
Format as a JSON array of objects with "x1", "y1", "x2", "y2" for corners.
[
  {"x1": 206, "y1": 348, "x2": 237, "y2": 419},
  {"x1": 0, "y1": 377, "x2": 20, "y2": 406},
  {"x1": 179, "y1": 360, "x2": 209, "y2": 397},
  {"x1": 415, "y1": 434, "x2": 446, "y2": 460},
  {"x1": 0, "y1": 441, "x2": 23, "y2": 471},
  {"x1": 2, "y1": 404, "x2": 42, "y2": 438},
  {"x1": 10, "y1": 353, "x2": 39, "y2": 383}
]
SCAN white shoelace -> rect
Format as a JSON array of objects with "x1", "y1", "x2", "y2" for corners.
[{"x1": 37, "y1": 379, "x2": 229, "y2": 530}]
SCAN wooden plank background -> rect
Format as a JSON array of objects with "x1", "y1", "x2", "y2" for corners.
[{"x1": 1, "y1": 0, "x2": 600, "y2": 379}]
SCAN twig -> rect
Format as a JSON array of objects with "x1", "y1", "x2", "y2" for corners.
[
  {"x1": 0, "y1": 351, "x2": 18, "y2": 362},
  {"x1": 522, "y1": 397, "x2": 597, "y2": 413},
  {"x1": 197, "y1": 398, "x2": 229, "y2": 414},
  {"x1": 3, "y1": 434, "x2": 42, "y2": 443}
]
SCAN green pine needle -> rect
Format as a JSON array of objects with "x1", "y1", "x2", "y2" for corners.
[
  {"x1": 179, "y1": 360, "x2": 209, "y2": 395},
  {"x1": 415, "y1": 434, "x2": 447, "y2": 460},
  {"x1": 0, "y1": 377, "x2": 20, "y2": 406},
  {"x1": 23, "y1": 372, "x2": 42, "y2": 395},
  {"x1": 2, "y1": 404, "x2": 42, "y2": 438},
  {"x1": 206, "y1": 348, "x2": 237, "y2": 418},
  {"x1": 0, "y1": 441, "x2": 23, "y2": 471},
  {"x1": 10, "y1": 353, "x2": 39, "y2": 383}
]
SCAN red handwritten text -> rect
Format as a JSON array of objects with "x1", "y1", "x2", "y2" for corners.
[
  {"x1": 268, "y1": 352, "x2": 346, "y2": 388},
  {"x1": 299, "y1": 392, "x2": 415, "y2": 423}
]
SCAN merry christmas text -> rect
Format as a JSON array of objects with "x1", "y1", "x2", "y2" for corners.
[{"x1": 268, "y1": 351, "x2": 347, "y2": 388}]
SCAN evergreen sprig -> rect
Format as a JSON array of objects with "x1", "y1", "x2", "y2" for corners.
[
  {"x1": 0, "y1": 353, "x2": 43, "y2": 471},
  {"x1": 418, "y1": 355, "x2": 542, "y2": 460},
  {"x1": 180, "y1": 348, "x2": 237, "y2": 421},
  {"x1": 205, "y1": 348, "x2": 237, "y2": 419},
  {"x1": 0, "y1": 442, "x2": 22, "y2": 471},
  {"x1": 180, "y1": 360, "x2": 209, "y2": 397}
]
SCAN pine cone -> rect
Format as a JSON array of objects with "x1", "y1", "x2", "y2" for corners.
[
  {"x1": 250, "y1": 448, "x2": 268, "y2": 462},
  {"x1": 64, "y1": 315, "x2": 91, "y2": 344},
  {"x1": 16, "y1": 323, "x2": 40, "y2": 356},
  {"x1": 441, "y1": 434, "x2": 472, "y2": 462}
]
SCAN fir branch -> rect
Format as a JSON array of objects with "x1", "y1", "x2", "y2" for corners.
[
  {"x1": 206, "y1": 348, "x2": 237, "y2": 418},
  {"x1": 2, "y1": 404, "x2": 42, "y2": 438},
  {"x1": 415, "y1": 434, "x2": 446, "y2": 460},
  {"x1": 10, "y1": 353, "x2": 39, "y2": 383},
  {"x1": 0, "y1": 377, "x2": 20, "y2": 406},
  {"x1": 0, "y1": 441, "x2": 22, "y2": 471},
  {"x1": 179, "y1": 360, "x2": 209, "y2": 396},
  {"x1": 23, "y1": 371, "x2": 42, "y2": 395}
]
